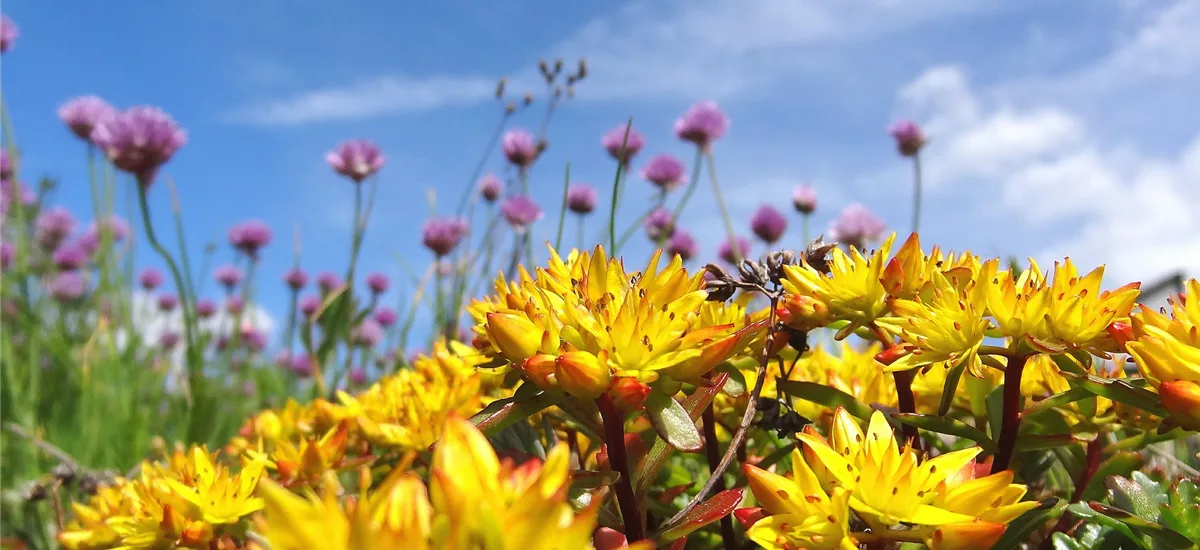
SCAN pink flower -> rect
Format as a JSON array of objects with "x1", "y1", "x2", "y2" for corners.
[
  {"x1": 326, "y1": 139, "x2": 385, "y2": 182},
  {"x1": 502, "y1": 129, "x2": 540, "y2": 168},
  {"x1": 675, "y1": 101, "x2": 729, "y2": 149},
  {"x1": 601, "y1": 122, "x2": 645, "y2": 164},
  {"x1": 887, "y1": 120, "x2": 926, "y2": 157}
]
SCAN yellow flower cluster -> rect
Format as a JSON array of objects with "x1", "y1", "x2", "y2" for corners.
[
  {"x1": 742, "y1": 408, "x2": 1038, "y2": 550},
  {"x1": 472, "y1": 246, "x2": 763, "y2": 402},
  {"x1": 58, "y1": 448, "x2": 267, "y2": 549},
  {"x1": 256, "y1": 416, "x2": 597, "y2": 550},
  {"x1": 1128, "y1": 279, "x2": 1200, "y2": 428}
]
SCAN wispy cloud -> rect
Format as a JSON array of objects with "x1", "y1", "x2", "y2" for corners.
[{"x1": 224, "y1": 74, "x2": 498, "y2": 126}]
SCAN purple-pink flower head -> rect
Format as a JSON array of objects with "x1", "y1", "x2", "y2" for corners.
[
  {"x1": 829, "y1": 203, "x2": 887, "y2": 250},
  {"x1": 316, "y1": 272, "x2": 342, "y2": 294},
  {"x1": 0, "y1": 150, "x2": 12, "y2": 180},
  {"x1": 365, "y1": 272, "x2": 390, "y2": 295},
  {"x1": 34, "y1": 207, "x2": 77, "y2": 251},
  {"x1": 195, "y1": 299, "x2": 217, "y2": 318},
  {"x1": 0, "y1": 15, "x2": 18, "y2": 54},
  {"x1": 213, "y1": 265, "x2": 243, "y2": 290},
  {"x1": 792, "y1": 184, "x2": 817, "y2": 215},
  {"x1": 52, "y1": 244, "x2": 89, "y2": 271},
  {"x1": 226, "y1": 296, "x2": 245, "y2": 315},
  {"x1": 421, "y1": 217, "x2": 469, "y2": 257},
  {"x1": 326, "y1": 139, "x2": 386, "y2": 183},
  {"x1": 241, "y1": 325, "x2": 268, "y2": 353},
  {"x1": 1, "y1": 242, "x2": 13, "y2": 270},
  {"x1": 501, "y1": 195, "x2": 542, "y2": 230},
  {"x1": 352, "y1": 319, "x2": 384, "y2": 348},
  {"x1": 566, "y1": 183, "x2": 598, "y2": 215},
  {"x1": 299, "y1": 295, "x2": 321, "y2": 317},
  {"x1": 675, "y1": 101, "x2": 729, "y2": 149},
  {"x1": 750, "y1": 205, "x2": 787, "y2": 244},
  {"x1": 273, "y1": 350, "x2": 293, "y2": 368},
  {"x1": 228, "y1": 220, "x2": 272, "y2": 259},
  {"x1": 58, "y1": 96, "x2": 116, "y2": 142},
  {"x1": 601, "y1": 122, "x2": 646, "y2": 164},
  {"x1": 502, "y1": 129, "x2": 540, "y2": 168},
  {"x1": 888, "y1": 120, "x2": 927, "y2": 157},
  {"x1": 666, "y1": 229, "x2": 698, "y2": 262},
  {"x1": 138, "y1": 267, "x2": 164, "y2": 290},
  {"x1": 717, "y1": 236, "x2": 752, "y2": 264},
  {"x1": 373, "y1": 306, "x2": 398, "y2": 327},
  {"x1": 349, "y1": 367, "x2": 368, "y2": 386},
  {"x1": 644, "y1": 207, "x2": 676, "y2": 241},
  {"x1": 90, "y1": 106, "x2": 187, "y2": 187},
  {"x1": 48, "y1": 272, "x2": 86, "y2": 303},
  {"x1": 641, "y1": 154, "x2": 688, "y2": 192},
  {"x1": 283, "y1": 267, "x2": 308, "y2": 291},
  {"x1": 84, "y1": 216, "x2": 130, "y2": 249},
  {"x1": 290, "y1": 354, "x2": 315, "y2": 378},
  {"x1": 478, "y1": 173, "x2": 503, "y2": 203},
  {"x1": 157, "y1": 292, "x2": 178, "y2": 312},
  {"x1": 159, "y1": 331, "x2": 180, "y2": 351}
]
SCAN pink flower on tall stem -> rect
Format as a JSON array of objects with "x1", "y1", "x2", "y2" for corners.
[
  {"x1": 195, "y1": 299, "x2": 217, "y2": 318},
  {"x1": 792, "y1": 185, "x2": 817, "y2": 215},
  {"x1": 829, "y1": 203, "x2": 886, "y2": 250},
  {"x1": 644, "y1": 208, "x2": 675, "y2": 241},
  {"x1": 228, "y1": 220, "x2": 272, "y2": 260},
  {"x1": 373, "y1": 307, "x2": 398, "y2": 327},
  {"x1": 0, "y1": 15, "x2": 18, "y2": 54},
  {"x1": 58, "y1": 96, "x2": 115, "y2": 142},
  {"x1": 601, "y1": 122, "x2": 645, "y2": 164},
  {"x1": 675, "y1": 101, "x2": 729, "y2": 149},
  {"x1": 316, "y1": 272, "x2": 342, "y2": 293},
  {"x1": 478, "y1": 174, "x2": 503, "y2": 203},
  {"x1": 421, "y1": 217, "x2": 469, "y2": 257},
  {"x1": 502, "y1": 129, "x2": 540, "y2": 168},
  {"x1": 90, "y1": 107, "x2": 187, "y2": 187},
  {"x1": 566, "y1": 184, "x2": 598, "y2": 215},
  {"x1": 666, "y1": 230, "x2": 698, "y2": 261},
  {"x1": 214, "y1": 265, "x2": 243, "y2": 290},
  {"x1": 641, "y1": 154, "x2": 687, "y2": 192},
  {"x1": 139, "y1": 268, "x2": 164, "y2": 290},
  {"x1": 888, "y1": 120, "x2": 926, "y2": 157},
  {"x1": 157, "y1": 293, "x2": 178, "y2": 312},
  {"x1": 283, "y1": 267, "x2": 308, "y2": 291},
  {"x1": 326, "y1": 139, "x2": 385, "y2": 183},
  {"x1": 365, "y1": 272, "x2": 390, "y2": 295},
  {"x1": 717, "y1": 236, "x2": 751, "y2": 264},
  {"x1": 750, "y1": 205, "x2": 787, "y2": 244},
  {"x1": 501, "y1": 195, "x2": 542, "y2": 230}
]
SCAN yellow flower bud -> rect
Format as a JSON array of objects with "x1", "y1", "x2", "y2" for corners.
[
  {"x1": 555, "y1": 351, "x2": 612, "y2": 400},
  {"x1": 484, "y1": 312, "x2": 542, "y2": 362}
]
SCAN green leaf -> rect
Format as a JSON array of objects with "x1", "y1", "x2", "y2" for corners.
[
  {"x1": 992, "y1": 498, "x2": 1065, "y2": 550},
  {"x1": 1023, "y1": 387, "x2": 1094, "y2": 420},
  {"x1": 469, "y1": 390, "x2": 558, "y2": 435},
  {"x1": 658, "y1": 489, "x2": 744, "y2": 542},
  {"x1": 892, "y1": 413, "x2": 995, "y2": 452},
  {"x1": 1107, "y1": 475, "x2": 1163, "y2": 521},
  {"x1": 717, "y1": 360, "x2": 749, "y2": 398},
  {"x1": 777, "y1": 380, "x2": 880, "y2": 424},
  {"x1": 1080, "y1": 452, "x2": 1143, "y2": 502},
  {"x1": 1014, "y1": 434, "x2": 1081, "y2": 452},
  {"x1": 1050, "y1": 350, "x2": 1091, "y2": 376},
  {"x1": 986, "y1": 383, "x2": 1005, "y2": 439},
  {"x1": 1162, "y1": 479, "x2": 1200, "y2": 540},
  {"x1": 936, "y1": 357, "x2": 969, "y2": 416},
  {"x1": 571, "y1": 469, "x2": 620, "y2": 489},
  {"x1": 1060, "y1": 371, "x2": 1169, "y2": 417},
  {"x1": 1067, "y1": 501, "x2": 1152, "y2": 550},
  {"x1": 1087, "y1": 502, "x2": 1194, "y2": 549},
  {"x1": 645, "y1": 392, "x2": 703, "y2": 452},
  {"x1": 634, "y1": 373, "x2": 726, "y2": 499}
]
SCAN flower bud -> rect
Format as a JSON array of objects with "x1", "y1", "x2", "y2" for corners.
[
  {"x1": 555, "y1": 351, "x2": 611, "y2": 400},
  {"x1": 1160, "y1": 380, "x2": 1200, "y2": 430},
  {"x1": 484, "y1": 312, "x2": 542, "y2": 362},
  {"x1": 927, "y1": 521, "x2": 1005, "y2": 550},
  {"x1": 609, "y1": 377, "x2": 652, "y2": 411}
]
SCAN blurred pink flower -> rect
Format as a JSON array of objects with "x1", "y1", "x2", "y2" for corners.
[
  {"x1": 422, "y1": 217, "x2": 469, "y2": 257},
  {"x1": 58, "y1": 96, "x2": 115, "y2": 141},
  {"x1": 90, "y1": 107, "x2": 187, "y2": 187},
  {"x1": 641, "y1": 154, "x2": 687, "y2": 192},
  {"x1": 829, "y1": 203, "x2": 886, "y2": 249},
  {"x1": 750, "y1": 205, "x2": 787, "y2": 244},
  {"x1": 887, "y1": 120, "x2": 926, "y2": 157},
  {"x1": 792, "y1": 184, "x2": 817, "y2": 215},
  {"x1": 601, "y1": 122, "x2": 645, "y2": 164},
  {"x1": 675, "y1": 101, "x2": 729, "y2": 149},
  {"x1": 326, "y1": 139, "x2": 385, "y2": 183},
  {"x1": 566, "y1": 183, "x2": 598, "y2": 215},
  {"x1": 502, "y1": 129, "x2": 539, "y2": 168}
]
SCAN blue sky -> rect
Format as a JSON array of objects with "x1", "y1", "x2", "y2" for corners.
[{"x1": 5, "y1": 0, "x2": 1200, "y2": 349}]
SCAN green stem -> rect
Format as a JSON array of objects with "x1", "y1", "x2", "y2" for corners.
[
  {"x1": 911, "y1": 152, "x2": 923, "y2": 235},
  {"x1": 704, "y1": 151, "x2": 741, "y2": 261},
  {"x1": 606, "y1": 117, "x2": 633, "y2": 253},
  {"x1": 284, "y1": 291, "x2": 298, "y2": 354},
  {"x1": 166, "y1": 178, "x2": 197, "y2": 309},
  {"x1": 454, "y1": 111, "x2": 509, "y2": 216},
  {"x1": 554, "y1": 163, "x2": 570, "y2": 252},
  {"x1": 669, "y1": 148, "x2": 705, "y2": 222},
  {"x1": 136, "y1": 185, "x2": 202, "y2": 441},
  {"x1": 614, "y1": 190, "x2": 666, "y2": 251}
]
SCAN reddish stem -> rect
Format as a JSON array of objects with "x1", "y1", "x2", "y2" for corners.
[
  {"x1": 991, "y1": 354, "x2": 1029, "y2": 474},
  {"x1": 892, "y1": 369, "x2": 920, "y2": 443},
  {"x1": 598, "y1": 395, "x2": 645, "y2": 542},
  {"x1": 702, "y1": 404, "x2": 737, "y2": 549},
  {"x1": 1041, "y1": 435, "x2": 1105, "y2": 548}
]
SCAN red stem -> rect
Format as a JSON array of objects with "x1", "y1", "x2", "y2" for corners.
[
  {"x1": 598, "y1": 396, "x2": 645, "y2": 541},
  {"x1": 892, "y1": 369, "x2": 920, "y2": 443},
  {"x1": 702, "y1": 404, "x2": 737, "y2": 549},
  {"x1": 991, "y1": 354, "x2": 1029, "y2": 474}
]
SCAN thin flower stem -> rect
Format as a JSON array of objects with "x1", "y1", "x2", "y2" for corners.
[
  {"x1": 801, "y1": 214, "x2": 810, "y2": 246},
  {"x1": 554, "y1": 163, "x2": 571, "y2": 251},
  {"x1": 614, "y1": 190, "x2": 666, "y2": 252},
  {"x1": 576, "y1": 214, "x2": 585, "y2": 252},
  {"x1": 136, "y1": 184, "x2": 202, "y2": 439},
  {"x1": 607, "y1": 118, "x2": 633, "y2": 253},
  {"x1": 658, "y1": 293, "x2": 781, "y2": 537},
  {"x1": 992, "y1": 353, "x2": 1030, "y2": 474},
  {"x1": 454, "y1": 111, "x2": 509, "y2": 216},
  {"x1": 670, "y1": 148, "x2": 705, "y2": 221},
  {"x1": 911, "y1": 152, "x2": 923, "y2": 235},
  {"x1": 597, "y1": 395, "x2": 644, "y2": 541},
  {"x1": 284, "y1": 291, "x2": 298, "y2": 354},
  {"x1": 704, "y1": 151, "x2": 741, "y2": 261},
  {"x1": 166, "y1": 177, "x2": 197, "y2": 308},
  {"x1": 701, "y1": 405, "x2": 737, "y2": 550}
]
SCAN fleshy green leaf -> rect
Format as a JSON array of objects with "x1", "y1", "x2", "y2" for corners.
[
  {"x1": 937, "y1": 357, "x2": 969, "y2": 416},
  {"x1": 992, "y1": 498, "x2": 1065, "y2": 550},
  {"x1": 1014, "y1": 434, "x2": 1081, "y2": 452},
  {"x1": 658, "y1": 489, "x2": 744, "y2": 542},
  {"x1": 469, "y1": 389, "x2": 558, "y2": 435},
  {"x1": 717, "y1": 359, "x2": 750, "y2": 398},
  {"x1": 634, "y1": 373, "x2": 726, "y2": 499},
  {"x1": 1162, "y1": 479, "x2": 1200, "y2": 540},
  {"x1": 986, "y1": 384, "x2": 1005, "y2": 440},
  {"x1": 1060, "y1": 371, "x2": 1169, "y2": 417},
  {"x1": 1080, "y1": 452, "x2": 1143, "y2": 502},
  {"x1": 892, "y1": 413, "x2": 995, "y2": 452},
  {"x1": 1087, "y1": 501, "x2": 1194, "y2": 549},
  {"x1": 777, "y1": 380, "x2": 880, "y2": 424},
  {"x1": 572, "y1": 469, "x2": 621, "y2": 489},
  {"x1": 645, "y1": 391, "x2": 703, "y2": 452},
  {"x1": 1067, "y1": 502, "x2": 1151, "y2": 550},
  {"x1": 1023, "y1": 387, "x2": 1094, "y2": 420}
]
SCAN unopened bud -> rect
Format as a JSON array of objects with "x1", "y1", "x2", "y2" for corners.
[
  {"x1": 523, "y1": 92, "x2": 534, "y2": 106},
  {"x1": 505, "y1": 102, "x2": 516, "y2": 114},
  {"x1": 577, "y1": 58, "x2": 588, "y2": 79},
  {"x1": 538, "y1": 59, "x2": 550, "y2": 78},
  {"x1": 495, "y1": 77, "x2": 507, "y2": 99},
  {"x1": 553, "y1": 58, "x2": 564, "y2": 76},
  {"x1": 22, "y1": 481, "x2": 47, "y2": 502},
  {"x1": 52, "y1": 462, "x2": 77, "y2": 484}
]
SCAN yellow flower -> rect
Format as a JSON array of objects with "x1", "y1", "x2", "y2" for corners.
[
  {"x1": 782, "y1": 234, "x2": 896, "y2": 331},
  {"x1": 797, "y1": 408, "x2": 983, "y2": 527},
  {"x1": 429, "y1": 416, "x2": 597, "y2": 549},
  {"x1": 795, "y1": 342, "x2": 897, "y2": 421},
  {"x1": 877, "y1": 268, "x2": 990, "y2": 375},
  {"x1": 164, "y1": 447, "x2": 267, "y2": 526},
  {"x1": 58, "y1": 480, "x2": 134, "y2": 549},
  {"x1": 1129, "y1": 279, "x2": 1200, "y2": 428},
  {"x1": 980, "y1": 258, "x2": 1051, "y2": 341},
  {"x1": 250, "y1": 421, "x2": 360, "y2": 488},
  {"x1": 742, "y1": 449, "x2": 857, "y2": 550},
  {"x1": 478, "y1": 246, "x2": 762, "y2": 399},
  {"x1": 1025, "y1": 259, "x2": 1141, "y2": 354}
]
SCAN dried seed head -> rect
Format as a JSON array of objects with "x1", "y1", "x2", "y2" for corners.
[
  {"x1": 523, "y1": 92, "x2": 534, "y2": 106},
  {"x1": 737, "y1": 259, "x2": 770, "y2": 287},
  {"x1": 801, "y1": 240, "x2": 837, "y2": 275},
  {"x1": 506, "y1": 102, "x2": 516, "y2": 114},
  {"x1": 553, "y1": 58, "x2": 564, "y2": 76},
  {"x1": 52, "y1": 462, "x2": 77, "y2": 484},
  {"x1": 22, "y1": 481, "x2": 47, "y2": 502},
  {"x1": 495, "y1": 77, "x2": 507, "y2": 99},
  {"x1": 538, "y1": 59, "x2": 550, "y2": 81},
  {"x1": 577, "y1": 58, "x2": 588, "y2": 79},
  {"x1": 705, "y1": 279, "x2": 736, "y2": 303}
]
